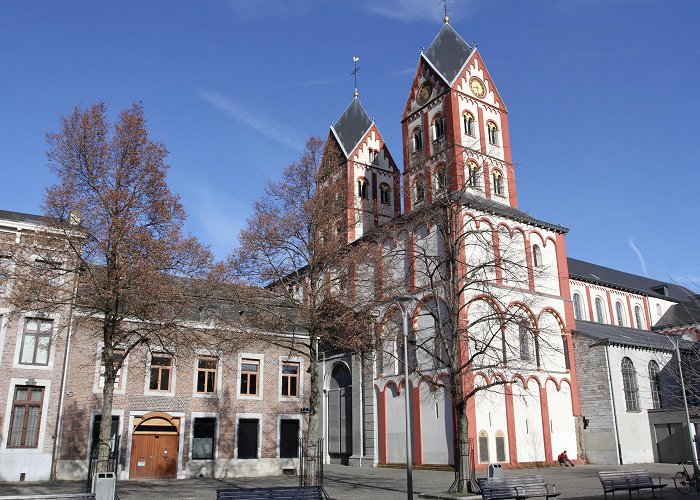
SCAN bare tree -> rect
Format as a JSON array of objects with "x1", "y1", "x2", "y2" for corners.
[
  {"x1": 232, "y1": 137, "x2": 374, "y2": 450},
  {"x1": 8, "y1": 102, "x2": 224, "y2": 470}
]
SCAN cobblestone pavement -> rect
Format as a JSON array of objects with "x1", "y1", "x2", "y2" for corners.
[{"x1": 1, "y1": 463, "x2": 698, "y2": 499}]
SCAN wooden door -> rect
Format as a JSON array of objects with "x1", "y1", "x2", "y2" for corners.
[{"x1": 130, "y1": 434, "x2": 178, "y2": 478}]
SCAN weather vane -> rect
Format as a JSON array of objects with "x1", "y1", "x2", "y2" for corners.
[
  {"x1": 351, "y1": 56, "x2": 360, "y2": 98},
  {"x1": 440, "y1": 0, "x2": 450, "y2": 23}
]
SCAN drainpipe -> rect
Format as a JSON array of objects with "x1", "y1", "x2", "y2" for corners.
[
  {"x1": 358, "y1": 353, "x2": 364, "y2": 467},
  {"x1": 51, "y1": 270, "x2": 80, "y2": 480},
  {"x1": 603, "y1": 345, "x2": 623, "y2": 465}
]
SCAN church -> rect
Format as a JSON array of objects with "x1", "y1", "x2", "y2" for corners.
[{"x1": 317, "y1": 18, "x2": 700, "y2": 470}]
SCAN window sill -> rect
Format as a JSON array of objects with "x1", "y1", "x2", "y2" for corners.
[
  {"x1": 144, "y1": 390, "x2": 176, "y2": 397},
  {"x1": 193, "y1": 392, "x2": 220, "y2": 399},
  {"x1": 278, "y1": 396, "x2": 301, "y2": 402},
  {"x1": 237, "y1": 394, "x2": 263, "y2": 401},
  {"x1": 13, "y1": 363, "x2": 53, "y2": 371}
]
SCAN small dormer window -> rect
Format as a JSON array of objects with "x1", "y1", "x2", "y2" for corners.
[
  {"x1": 487, "y1": 121, "x2": 499, "y2": 146},
  {"x1": 467, "y1": 161, "x2": 480, "y2": 188},
  {"x1": 463, "y1": 112, "x2": 475, "y2": 136},
  {"x1": 369, "y1": 149, "x2": 379, "y2": 165},
  {"x1": 412, "y1": 127, "x2": 423, "y2": 153},
  {"x1": 379, "y1": 183, "x2": 391, "y2": 205},
  {"x1": 357, "y1": 177, "x2": 369, "y2": 199},
  {"x1": 492, "y1": 170, "x2": 503, "y2": 196}
]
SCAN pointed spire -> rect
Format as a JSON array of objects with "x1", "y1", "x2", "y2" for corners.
[
  {"x1": 330, "y1": 99, "x2": 372, "y2": 159},
  {"x1": 424, "y1": 23, "x2": 473, "y2": 83}
]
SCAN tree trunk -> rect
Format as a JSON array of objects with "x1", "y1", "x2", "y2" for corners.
[
  {"x1": 97, "y1": 346, "x2": 115, "y2": 473},
  {"x1": 307, "y1": 337, "x2": 320, "y2": 446}
]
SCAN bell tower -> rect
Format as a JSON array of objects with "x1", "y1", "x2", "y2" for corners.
[
  {"x1": 326, "y1": 96, "x2": 400, "y2": 243},
  {"x1": 401, "y1": 20, "x2": 518, "y2": 214}
]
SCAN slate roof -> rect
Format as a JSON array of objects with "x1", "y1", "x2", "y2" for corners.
[
  {"x1": 656, "y1": 300, "x2": 700, "y2": 330},
  {"x1": 424, "y1": 23, "x2": 474, "y2": 84},
  {"x1": 574, "y1": 320, "x2": 693, "y2": 352},
  {"x1": 330, "y1": 98, "x2": 373, "y2": 158},
  {"x1": 0, "y1": 209, "x2": 46, "y2": 225},
  {"x1": 568, "y1": 257, "x2": 695, "y2": 301},
  {"x1": 454, "y1": 193, "x2": 568, "y2": 234}
]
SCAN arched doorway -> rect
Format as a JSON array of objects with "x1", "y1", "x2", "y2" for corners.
[
  {"x1": 327, "y1": 363, "x2": 352, "y2": 464},
  {"x1": 129, "y1": 412, "x2": 180, "y2": 478}
]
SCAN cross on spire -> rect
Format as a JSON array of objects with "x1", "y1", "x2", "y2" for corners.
[
  {"x1": 440, "y1": 0, "x2": 450, "y2": 23},
  {"x1": 351, "y1": 56, "x2": 360, "y2": 98}
]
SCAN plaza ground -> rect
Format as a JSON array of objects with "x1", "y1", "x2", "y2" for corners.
[{"x1": 0, "y1": 463, "x2": 696, "y2": 499}]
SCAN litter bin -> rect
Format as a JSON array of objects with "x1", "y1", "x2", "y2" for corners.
[
  {"x1": 92, "y1": 471, "x2": 116, "y2": 500},
  {"x1": 488, "y1": 463, "x2": 503, "y2": 479}
]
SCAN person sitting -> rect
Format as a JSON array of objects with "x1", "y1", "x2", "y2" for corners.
[{"x1": 558, "y1": 450, "x2": 574, "y2": 466}]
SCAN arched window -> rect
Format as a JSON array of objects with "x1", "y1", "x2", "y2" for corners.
[
  {"x1": 492, "y1": 170, "x2": 503, "y2": 196},
  {"x1": 648, "y1": 360, "x2": 662, "y2": 409},
  {"x1": 594, "y1": 297, "x2": 606, "y2": 324},
  {"x1": 357, "y1": 177, "x2": 369, "y2": 199},
  {"x1": 412, "y1": 127, "x2": 423, "y2": 152},
  {"x1": 519, "y1": 322, "x2": 530, "y2": 361},
  {"x1": 467, "y1": 161, "x2": 480, "y2": 187},
  {"x1": 437, "y1": 165, "x2": 448, "y2": 191},
  {"x1": 621, "y1": 357, "x2": 640, "y2": 412},
  {"x1": 379, "y1": 183, "x2": 391, "y2": 205},
  {"x1": 487, "y1": 121, "x2": 499, "y2": 145},
  {"x1": 369, "y1": 148, "x2": 379, "y2": 165},
  {"x1": 432, "y1": 113, "x2": 445, "y2": 141},
  {"x1": 415, "y1": 176, "x2": 426, "y2": 203},
  {"x1": 615, "y1": 301, "x2": 625, "y2": 327},
  {"x1": 572, "y1": 293, "x2": 583, "y2": 321},
  {"x1": 656, "y1": 304, "x2": 662, "y2": 316},
  {"x1": 463, "y1": 112, "x2": 475, "y2": 136},
  {"x1": 478, "y1": 430, "x2": 489, "y2": 463},
  {"x1": 634, "y1": 305, "x2": 645, "y2": 329},
  {"x1": 532, "y1": 245, "x2": 542, "y2": 268},
  {"x1": 495, "y1": 431, "x2": 506, "y2": 462}
]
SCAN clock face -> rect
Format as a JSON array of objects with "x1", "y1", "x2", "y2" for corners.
[
  {"x1": 417, "y1": 82, "x2": 432, "y2": 105},
  {"x1": 470, "y1": 77, "x2": 486, "y2": 98}
]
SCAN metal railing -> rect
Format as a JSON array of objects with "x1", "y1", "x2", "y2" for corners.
[
  {"x1": 299, "y1": 438, "x2": 325, "y2": 487},
  {"x1": 86, "y1": 436, "x2": 120, "y2": 492}
]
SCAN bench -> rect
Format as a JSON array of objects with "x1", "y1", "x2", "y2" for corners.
[
  {"x1": 0, "y1": 495, "x2": 95, "y2": 500},
  {"x1": 598, "y1": 470, "x2": 667, "y2": 499},
  {"x1": 216, "y1": 485, "x2": 330, "y2": 500},
  {"x1": 477, "y1": 475, "x2": 560, "y2": 499}
]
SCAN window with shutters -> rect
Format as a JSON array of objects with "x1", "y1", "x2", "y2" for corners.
[
  {"x1": 487, "y1": 121, "x2": 499, "y2": 145},
  {"x1": 7, "y1": 386, "x2": 44, "y2": 448},
  {"x1": 467, "y1": 161, "x2": 480, "y2": 188},
  {"x1": 492, "y1": 170, "x2": 504, "y2": 196},
  {"x1": 357, "y1": 177, "x2": 369, "y2": 200}
]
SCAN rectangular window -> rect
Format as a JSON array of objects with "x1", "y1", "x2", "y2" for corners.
[
  {"x1": 8, "y1": 386, "x2": 44, "y2": 448},
  {"x1": 196, "y1": 357, "x2": 218, "y2": 394},
  {"x1": 99, "y1": 350, "x2": 125, "y2": 389},
  {"x1": 192, "y1": 417, "x2": 216, "y2": 459},
  {"x1": 240, "y1": 359, "x2": 259, "y2": 396},
  {"x1": 280, "y1": 419, "x2": 300, "y2": 458},
  {"x1": 149, "y1": 355, "x2": 172, "y2": 391},
  {"x1": 281, "y1": 362, "x2": 299, "y2": 398},
  {"x1": 19, "y1": 318, "x2": 53, "y2": 365},
  {"x1": 237, "y1": 419, "x2": 259, "y2": 459}
]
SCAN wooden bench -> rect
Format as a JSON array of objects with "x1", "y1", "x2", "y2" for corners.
[
  {"x1": 216, "y1": 485, "x2": 330, "y2": 500},
  {"x1": 477, "y1": 475, "x2": 560, "y2": 499},
  {"x1": 0, "y1": 495, "x2": 95, "y2": 500},
  {"x1": 598, "y1": 470, "x2": 667, "y2": 499}
]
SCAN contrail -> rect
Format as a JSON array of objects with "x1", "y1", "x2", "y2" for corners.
[{"x1": 628, "y1": 237, "x2": 648, "y2": 277}]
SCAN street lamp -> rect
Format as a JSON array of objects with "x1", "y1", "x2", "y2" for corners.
[
  {"x1": 669, "y1": 334, "x2": 699, "y2": 490},
  {"x1": 396, "y1": 296, "x2": 415, "y2": 500}
]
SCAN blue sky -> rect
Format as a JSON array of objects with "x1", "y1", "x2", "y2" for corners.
[{"x1": 1, "y1": 0, "x2": 699, "y2": 290}]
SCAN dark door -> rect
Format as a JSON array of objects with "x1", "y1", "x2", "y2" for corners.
[
  {"x1": 238, "y1": 419, "x2": 259, "y2": 459},
  {"x1": 280, "y1": 419, "x2": 300, "y2": 458},
  {"x1": 327, "y1": 363, "x2": 352, "y2": 459},
  {"x1": 655, "y1": 423, "x2": 686, "y2": 463}
]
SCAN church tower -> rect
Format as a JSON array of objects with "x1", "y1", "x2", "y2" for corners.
[
  {"x1": 327, "y1": 97, "x2": 401, "y2": 243},
  {"x1": 401, "y1": 20, "x2": 517, "y2": 213}
]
